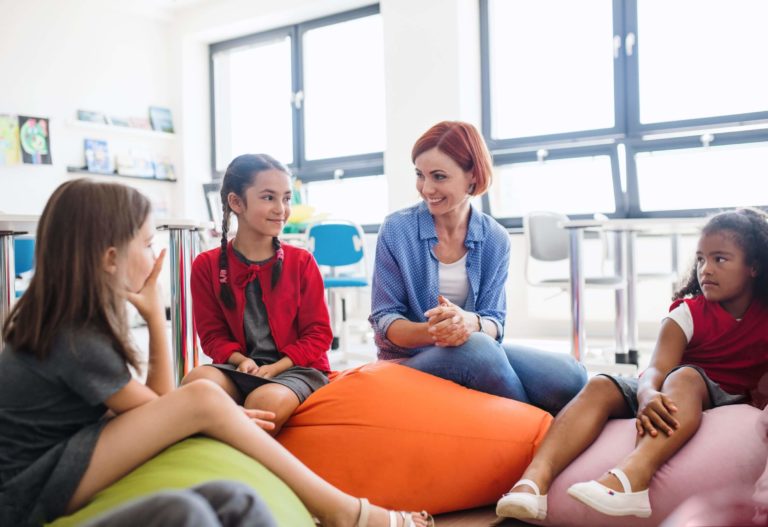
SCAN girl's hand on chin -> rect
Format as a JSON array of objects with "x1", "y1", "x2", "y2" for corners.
[{"x1": 126, "y1": 249, "x2": 167, "y2": 322}]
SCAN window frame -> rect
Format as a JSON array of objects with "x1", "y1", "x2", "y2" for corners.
[
  {"x1": 209, "y1": 4, "x2": 384, "y2": 186},
  {"x1": 480, "y1": 0, "x2": 768, "y2": 226}
]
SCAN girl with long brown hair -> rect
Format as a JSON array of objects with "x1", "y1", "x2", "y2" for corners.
[{"x1": 0, "y1": 179, "x2": 431, "y2": 527}]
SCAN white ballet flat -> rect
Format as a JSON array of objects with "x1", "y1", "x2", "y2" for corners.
[
  {"x1": 567, "y1": 467, "x2": 651, "y2": 518},
  {"x1": 495, "y1": 478, "x2": 547, "y2": 520}
]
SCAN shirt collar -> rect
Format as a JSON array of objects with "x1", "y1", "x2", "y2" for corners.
[{"x1": 416, "y1": 200, "x2": 484, "y2": 242}]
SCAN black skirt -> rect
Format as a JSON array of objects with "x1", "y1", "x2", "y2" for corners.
[{"x1": 207, "y1": 364, "x2": 328, "y2": 403}]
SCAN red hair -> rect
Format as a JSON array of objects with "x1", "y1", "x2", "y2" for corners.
[{"x1": 411, "y1": 121, "x2": 493, "y2": 196}]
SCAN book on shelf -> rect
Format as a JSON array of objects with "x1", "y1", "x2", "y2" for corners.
[
  {"x1": 153, "y1": 160, "x2": 177, "y2": 181},
  {"x1": 77, "y1": 110, "x2": 107, "y2": 124},
  {"x1": 128, "y1": 116, "x2": 152, "y2": 130},
  {"x1": 148, "y1": 106, "x2": 174, "y2": 133},
  {"x1": 116, "y1": 149, "x2": 155, "y2": 178},
  {"x1": 106, "y1": 116, "x2": 130, "y2": 127},
  {"x1": 84, "y1": 139, "x2": 112, "y2": 173}
]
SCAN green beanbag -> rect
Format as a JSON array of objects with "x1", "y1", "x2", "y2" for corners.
[{"x1": 49, "y1": 437, "x2": 313, "y2": 526}]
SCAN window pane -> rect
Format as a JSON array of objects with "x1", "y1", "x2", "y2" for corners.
[
  {"x1": 635, "y1": 142, "x2": 768, "y2": 211},
  {"x1": 488, "y1": 0, "x2": 615, "y2": 139},
  {"x1": 489, "y1": 155, "x2": 615, "y2": 217},
  {"x1": 303, "y1": 175, "x2": 387, "y2": 225},
  {"x1": 638, "y1": 0, "x2": 768, "y2": 124},
  {"x1": 213, "y1": 36, "x2": 293, "y2": 171},
  {"x1": 303, "y1": 15, "x2": 385, "y2": 160}
]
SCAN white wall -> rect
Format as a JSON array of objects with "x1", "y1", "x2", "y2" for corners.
[
  {"x1": 0, "y1": 0, "x2": 180, "y2": 216},
  {"x1": 1, "y1": 0, "x2": 683, "y2": 347}
]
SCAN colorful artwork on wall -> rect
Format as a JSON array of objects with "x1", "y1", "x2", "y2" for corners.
[
  {"x1": 18, "y1": 115, "x2": 52, "y2": 165},
  {"x1": 0, "y1": 114, "x2": 21, "y2": 166}
]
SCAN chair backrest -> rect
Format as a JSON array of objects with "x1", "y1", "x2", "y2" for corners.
[
  {"x1": 524, "y1": 211, "x2": 570, "y2": 262},
  {"x1": 14, "y1": 237, "x2": 35, "y2": 275},
  {"x1": 306, "y1": 221, "x2": 365, "y2": 267}
]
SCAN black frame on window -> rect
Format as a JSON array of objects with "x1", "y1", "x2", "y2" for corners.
[
  {"x1": 209, "y1": 5, "x2": 383, "y2": 185},
  {"x1": 480, "y1": 0, "x2": 768, "y2": 228}
]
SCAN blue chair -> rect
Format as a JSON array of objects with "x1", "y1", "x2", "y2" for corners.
[
  {"x1": 306, "y1": 221, "x2": 368, "y2": 363},
  {"x1": 14, "y1": 236, "x2": 35, "y2": 298}
]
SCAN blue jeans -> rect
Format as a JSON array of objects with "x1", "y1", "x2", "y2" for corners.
[{"x1": 403, "y1": 333, "x2": 587, "y2": 415}]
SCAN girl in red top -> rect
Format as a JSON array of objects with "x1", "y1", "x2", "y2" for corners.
[
  {"x1": 184, "y1": 154, "x2": 332, "y2": 436},
  {"x1": 497, "y1": 208, "x2": 768, "y2": 520}
]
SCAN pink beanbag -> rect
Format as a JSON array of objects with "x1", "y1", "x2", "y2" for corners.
[{"x1": 533, "y1": 405, "x2": 767, "y2": 527}]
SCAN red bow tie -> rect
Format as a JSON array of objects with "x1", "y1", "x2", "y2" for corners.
[{"x1": 235, "y1": 264, "x2": 262, "y2": 288}]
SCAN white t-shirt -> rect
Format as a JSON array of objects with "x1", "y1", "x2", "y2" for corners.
[
  {"x1": 665, "y1": 303, "x2": 694, "y2": 343},
  {"x1": 439, "y1": 253, "x2": 469, "y2": 307},
  {"x1": 665, "y1": 300, "x2": 742, "y2": 345}
]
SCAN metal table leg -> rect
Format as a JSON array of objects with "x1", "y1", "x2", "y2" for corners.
[
  {"x1": 163, "y1": 227, "x2": 201, "y2": 385},
  {"x1": 626, "y1": 230, "x2": 639, "y2": 365},
  {"x1": 568, "y1": 228, "x2": 586, "y2": 362},
  {"x1": 613, "y1": 231, "x2": 628, "y2": 363}
]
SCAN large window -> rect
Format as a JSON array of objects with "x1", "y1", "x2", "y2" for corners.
[
  {"x1": 210, "y1": 6, "x2": 386, "y2": 229},
  {"x1": 481, "y1": 0, "x2": 768, "y2": 226}
]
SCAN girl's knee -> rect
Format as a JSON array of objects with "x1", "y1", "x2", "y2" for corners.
[
  {"x1": 245, "y1": 387, "x2": 298, "y2": 412},
  {"x1": 662, "y1": 367, "x2": 707, "y2": 396},
  {"x1": 181, "y1": 366, "x2": 218, "y2": 386},
  {"x1": 180, "y1": 379, "x2": 234, "y2": 417},
  {"x1": 581, "y1": 375, "x2": 622, "y2": 400}
]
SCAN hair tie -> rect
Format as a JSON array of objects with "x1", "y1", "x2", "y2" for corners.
[
  {"x1": 276, "y1": 248, "x2": 285, "y2": 261},
  {"x1": 219, "y1": 269, "x2": 229, "y2": 284}
]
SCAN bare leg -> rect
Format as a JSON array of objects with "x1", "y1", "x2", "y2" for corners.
[
  {"x1": 595, "y1": 367, "x2": 711, "y2": 492},
  {"x1": 244, "y1": 383, "x2": 300, "y2": 436},
  {"x1": 511, "y1": 376, "x2": 631, "y2": 495},
  {"x1": 67, "y1": 380, "x2": 428, "y2": 527},
  {"x1": 182, "y1": 366, "x2": 242, "y2": 403}
]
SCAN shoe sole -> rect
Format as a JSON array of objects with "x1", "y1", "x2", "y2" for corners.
[
  {"x1": 496, "y1": 500, "x2": 545, "y2": 520},
  {"x1": 567, "y1": 487, "x2": 651, "y2": 518}
]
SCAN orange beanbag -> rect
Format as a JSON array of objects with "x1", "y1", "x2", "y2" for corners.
[{"x1": 277, "y1": 361, "x2": 552, "y2": 514}]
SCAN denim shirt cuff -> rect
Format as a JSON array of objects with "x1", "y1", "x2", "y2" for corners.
[
  {"x1": 485, "y1": 317, "x2": 504, "y2": 343},
  {"x1": 373, "y1": 312, "x2": 407, "y2": 347}
]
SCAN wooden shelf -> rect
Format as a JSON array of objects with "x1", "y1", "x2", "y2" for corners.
[
  {"x1": 67, "y1": 120, "x2": 176, "y2": 140},
  {"x1": 66, "y1": 167, "x2": 177, "y2": 183}
]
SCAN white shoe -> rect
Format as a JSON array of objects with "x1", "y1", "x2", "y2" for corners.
[
  {"x1": 567, "y1": 468, "x2": 652, "y2": 518},
  {"x1": 495, "y1": 479, "x2": 547, "y2": 520}
]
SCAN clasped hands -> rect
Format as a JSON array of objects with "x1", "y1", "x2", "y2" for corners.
[
  {"x1": 636, "y1": 389, "x2": 680, "y2": 438},
  {"x1": 423, "y1": 295, "x2": 480, "y2": 347}
]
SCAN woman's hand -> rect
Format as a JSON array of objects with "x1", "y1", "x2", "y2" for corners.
[
  {"x1": 236, "y1": 358, "x2": 259, "y2": 375},
  {"x1": 126, "y1": 249, "x2": 166, "y2": 323},
  {"x1": 241, "y1": 407, "x2": 276, "y2": 431},
  {"x1": 424, "y1": 295, "x2": 477, "y2": 347},
  {"x1": 636, "y1": 389, "x2": 679, "y2": 437}
]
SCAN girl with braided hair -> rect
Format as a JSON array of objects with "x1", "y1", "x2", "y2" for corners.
[
  {"x1": 184, "y1": 154, "x2": 332, "y2": 436},
  {"x1": 498, "y1": 208, "x2": 768, "y2": 520}
]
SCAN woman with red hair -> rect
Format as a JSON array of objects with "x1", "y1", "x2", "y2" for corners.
[{"x1": 369, "y1": 121, "x2": 586, "y2": 415}]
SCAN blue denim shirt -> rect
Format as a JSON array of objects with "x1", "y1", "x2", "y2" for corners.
[{"x1": 369, "y1": 201, "x2": 511, "y2": 360}]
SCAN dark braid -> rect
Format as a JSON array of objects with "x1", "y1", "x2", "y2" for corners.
[
  {"x1": 218, "y1": 154, "x2": 291, "y2": 309},
  {"x1": 218, "y1": 198, "x2": 235, "y2": 309},
  {"x1": 271, "y1": 237, "x2": 284, "y2": 289},
  {"x1": 674, "y1": 208, "x2": 768, "y2": 304}
]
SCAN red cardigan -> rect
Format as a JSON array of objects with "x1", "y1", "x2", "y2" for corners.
[{"x1": 191, "y1": 241, "x2": 332, "y2": 372}]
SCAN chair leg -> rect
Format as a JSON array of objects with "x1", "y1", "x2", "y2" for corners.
[{"x1": 340, "y1": 295, "x2": 349, "y2": 364}]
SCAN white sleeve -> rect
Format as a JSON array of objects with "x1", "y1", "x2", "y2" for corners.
[{"x1": 664, "y1": 303, "x2": 693, "y2": 343}]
